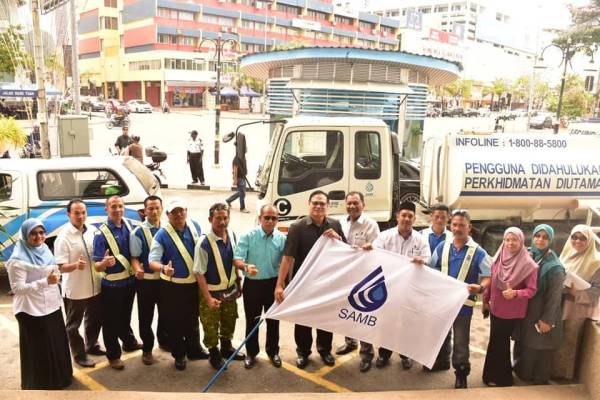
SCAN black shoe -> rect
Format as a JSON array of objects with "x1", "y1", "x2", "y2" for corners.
[
  {"x1": 320, "y1": 352, "x2": 335, "y2": 366},
  {"x1": 187, "y1": 347, "x2": 210, "y2": 360},
  {"x1": 423, "y1": 362, "x2": 451, "y2": 372},
  {"x1": 375, "y1": 356, "x2": 389, "y2": 368},
  {"x1": 296, "y1": 355, "x2": 309, "y2": 369},
  {"x1": 192, "y1": 180, "x2": 198, "y2": 184},
  {"x1": 359, "y1": 360, "x2": 372, "y2": 373},
  {"x1": 74, "y1": 354, "x2": 96, "y2": 368},
  {"x1": 244, "y1": 356, "x2": 256, "y2": 369},
  {"x1": 401, "y1": 357, "x2": 413, "y2": 370},
  {"x1": 122, "y1": 341, "x2": 143, "y2": 352},
  {"x1": 175, "y1": 358, "x2": 187, "y2": 371},
  {"x1": 86, "y1": 345, "x2": 106, "y2": 356},
  {"x1": 269, "y1": 354, "x2": 282, "y2": 368},
  {"x1": 455, "y1": 370, "x2": 468, "y2": 389},
  {"x1": 220, "y1": 340, "x2": 245, "y2": 360},
  {"x1": 209, "y1": 347, "x2": 225, "y2": 370},
  {"x1": 335, "y1": 343, "x2": 358, "y2": 355}
]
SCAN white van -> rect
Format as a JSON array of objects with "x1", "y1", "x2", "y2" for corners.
[{"x1": 0, "y1": 156, "x2": 160, "y2": 265}]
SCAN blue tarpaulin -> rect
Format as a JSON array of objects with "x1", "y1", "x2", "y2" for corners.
[{"x1": 240, "y1": 86, "x2": 260, "y2": 97}]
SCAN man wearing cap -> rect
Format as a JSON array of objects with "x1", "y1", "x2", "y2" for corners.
[
  {"x1": 93, "y1": 195, "x2": 142, "y2": 370},
  {"x1": 194, "y1": 203, "x2": 245, "y2": 370},
  {"x1": 149, "y1": 198, "x2": 207, "y2": 371},
  {"x1": 371, "y1": 201, "x2": 430, "y2": 371},
  {"x1": 233, "y1": 204, "x2": 286, "y2": 369},
  {"x1": 130, "y1": 195, "x2": 168, "y2": 365},
  {"x1": 429, "y1": 209, "x2": 491, "y2": 388},
  {"x1": 421, "y1": 203, "x2": 452, "y2": 254},
  {"x1": 187, "y1": 130, "x2": 205, "y2": 185}
]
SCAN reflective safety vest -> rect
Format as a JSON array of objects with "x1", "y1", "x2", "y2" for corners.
[
  {"x1": 98, "y1": 220, "x2": 133, "y2": 281},
  {"x1": 160, "y1": 221, "x2": 200, "y2": 284},
  {"x1": 205, "y1": 231, "x2": 237, "y2": 292},
  {"x1": 441, "y1": 241, "x2": 477, "y2": 307},
  {"x1": 140, "y1": 226, "x2": 159, "y2": 280}
]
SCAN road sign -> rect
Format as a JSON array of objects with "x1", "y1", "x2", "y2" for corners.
[{"x1": 41, "y1": 0, "x2": 69, "y2": 14}]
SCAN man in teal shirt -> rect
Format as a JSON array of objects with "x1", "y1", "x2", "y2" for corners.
[{"x1": 234, "y1": 204, "x2": 286, "y2": 369}]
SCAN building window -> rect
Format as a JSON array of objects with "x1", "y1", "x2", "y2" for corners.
[
  {"x1": 158, "y1": 34, "x2": 177, "y2": 44},
  {"x1": 104, "y1": 0, "x2": 117, "y2": 7},
  {"x1": 178, "y1": 11, "x2": 194, "y2": 21},
  {"x1": 355, "y1": 131, "x2": 381, "y2": 180},
  {"x1": 334, "y1": 15, "x2": 352, "y2": 25},
  {"x1": 218, "y1": 16, "x2": 235, "y2": 26},
  {"x1": 202, "y1": 14, "x2": 218, "y2": 24},
  {"x1": 585, "y1": 76, "x2": 595, "y2": 92},
  {"x1": 359, "y1": 21, "x2": 373, "y2": 30},
  {"x1": 178, "y1": 36, "x2": 195, "y2": 46},
  {"x1": 380, "y1": 25, "x2": 393, "y2": 34},
  {"x1": 276, "y1": 3, "x2": 300, "y2": 15},
  {"x1": 129, "y1": 60, "x2": 161, "y2": 71},
  {"x1": 434, "y1": 6, "x2": 448, "y2": 12},
  {"x1": 452, "y1": 4, "x2": 462, "y2": 11},
  {"x1": 307, "y1": 10, "x2": 327, "y2": 20},
  {"x1": 102, "y1": 16, "x2": 118, "y2": 30},
  {"x1": 158, "y1": 8, "x2": 177, "y2": 18}
]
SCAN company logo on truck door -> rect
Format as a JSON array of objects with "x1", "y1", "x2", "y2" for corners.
[{"x1": 274, "y1": 198, "x2": 292, "y2": 216}]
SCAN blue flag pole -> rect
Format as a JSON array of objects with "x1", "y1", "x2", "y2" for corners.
[{"x1": 202, "y1": 317, "x2": 264, "y2": 393}]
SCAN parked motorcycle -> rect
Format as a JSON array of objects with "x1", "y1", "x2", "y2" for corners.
[{"x1": 145, "y1": 146, "x2": 168, "y2": 188}]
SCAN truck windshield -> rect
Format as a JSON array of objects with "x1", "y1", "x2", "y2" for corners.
[
  {"x1": 258, "y1": 123, "x2": 283, "y2": 196},
  {"x1": 123, "y1": 157, "x2": 160, "y2": 195}
]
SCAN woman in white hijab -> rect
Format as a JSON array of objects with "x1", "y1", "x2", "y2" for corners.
[
  {"x1": 7, "y1": 218, "x2": 72, "y2": 390},
  {"x1": 551, "y1": 224, "x2": 600, "y2": 380}
]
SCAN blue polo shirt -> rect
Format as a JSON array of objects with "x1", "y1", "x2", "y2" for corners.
[
  {"x1": 130, "y1": 220, "x2": 160, "y2": 273},
  {"x1": 93, "y1": 219, "x2": 134, "y2": 288},
  {"x1": 430, "y1": 239, "x2": 491, "y2": 316},
  {"x1": 149, "y1": 221, "x2": 202, "y2": 280},
  {"x1": 234, "y1": 226, "x2": 286, "y2": 280}
]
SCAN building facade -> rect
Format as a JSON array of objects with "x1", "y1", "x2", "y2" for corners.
[{"x1": 77, "y1": 0, "x2": 402, "y2": 107}]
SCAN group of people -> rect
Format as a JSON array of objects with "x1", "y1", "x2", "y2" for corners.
[{"x1": 6, "y1": 190, "x2": 600, "y2": 391}]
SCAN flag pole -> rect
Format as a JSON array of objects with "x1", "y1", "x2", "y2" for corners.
[{"x1": 202, "y1": 318, "x2": 263, "y2": 393}]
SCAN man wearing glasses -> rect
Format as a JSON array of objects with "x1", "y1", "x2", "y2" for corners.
[
  {"x1": 275, "y1": 190, "x2": 347, "y2": 369},
  {"x1": 372, "y1": 201, "x2": 430, "y2": 371},
  {"x1": 429, "y1": 209, "x2": 491, "y2": 389},
  {"x1": 335, "y1": 191, "x2": 380, "y2": 372},
  {"x1": 234, "y1": 204, "x2": 286, "y2": 369}
]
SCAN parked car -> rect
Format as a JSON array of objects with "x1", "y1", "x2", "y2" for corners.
[
  {"x1": 464, "y1": 108, "x2": 479, "y2": 117},
  {"x1": 477, "y1": 107, "x2": 492, "y2": 117},
  {"x1": 127, "y1": 99, "x2": 153, "y2": 113},
  {"x1": 510, "y1": 108, "x2": 528, "y2": 118},
  {"x1": 529, "y1": 112, "x2": 555, "y2": 129},
  {"x1": 441, "y1": 108, "x2": 465, "y2": 117},
  {"x1": 82, "y1": 96, "x2": 105, "y2": 112},
  {"x1": 398, "y1": 158, "x2": 420, "y2": 203}
]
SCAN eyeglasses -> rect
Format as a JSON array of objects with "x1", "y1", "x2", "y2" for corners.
[
  {"x1": 29, "y1": 230, "x2": 46, "y2": 237},
  {"x1": 571, "y1": 234, "x2": 588, "y2": 242},
  {"x1": 262, "y1": 216, "x2": 278, "y2": 221},
  {"x1": 310, "y1": 201, "x2": 327, "y2": 207}
]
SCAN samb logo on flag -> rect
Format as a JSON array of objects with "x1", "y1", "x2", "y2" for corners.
[{"x1": 339, "y1": 266, "x2": 387, "y2": 326}]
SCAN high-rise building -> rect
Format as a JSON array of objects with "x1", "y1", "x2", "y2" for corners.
[{"x1": 77, "y1": 0, "x2": 401, "y2": 107}]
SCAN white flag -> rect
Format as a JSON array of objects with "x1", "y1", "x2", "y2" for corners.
[{"x1": 265, "y1": 236, "x2": 469, "y2": 368}]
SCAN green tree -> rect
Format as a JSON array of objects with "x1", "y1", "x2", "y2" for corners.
[
  {"x1": 485, "y1": 78, "x2": 508, "y2": 110},
  {"x1": 442, "y1": 79, "x2": 473, "y2": 107},
  {"x1": 0, "y1": 25, "x2": 29, "y2": 76},
  {"x1": 547, "y1": 74, "x2": 593, "y2": 117}
]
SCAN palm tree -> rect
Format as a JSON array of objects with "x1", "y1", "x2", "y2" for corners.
[{"x1": 486, "y1": 78, "x2": 508, "y2": 111}]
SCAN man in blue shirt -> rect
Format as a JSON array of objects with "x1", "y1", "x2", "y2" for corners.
[
  {"x1": 429, "y1": 209, "x2": 491, "y2": 389},
  {"x1": 93, "y1": 195, "x2": 142, "y2": 370},
  {"x1": 421, "y1": 203, "x2": 452, "y2": 254},
  {"x1": 234, "y1": 204, "x2": 286, "y2": 369},
  {"x1": 149, "y1": 198, "x2": 206, "y2": 371},
  {"x1": 130, "y1": 195, "x2": 167, "y2": 365}
]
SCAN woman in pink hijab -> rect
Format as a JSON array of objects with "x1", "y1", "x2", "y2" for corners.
[{"x1": 482, "y1": 227, "x2": 538, "y2": 386}]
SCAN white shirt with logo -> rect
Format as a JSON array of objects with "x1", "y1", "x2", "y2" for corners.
[
  {"x1": 373, "y1": 227, "x2": 431, "y2": 263},
  {"x1": 340, "y1": 214, "x2": 380, "y2": 248}
]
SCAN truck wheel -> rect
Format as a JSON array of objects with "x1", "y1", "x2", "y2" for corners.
[{"x1": 399, "y1": 192, "x2": 419, "y2": 204}]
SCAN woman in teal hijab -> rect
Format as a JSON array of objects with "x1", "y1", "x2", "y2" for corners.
[
  {"x1": 513, "y1": 224, "x2": 565, "y2": 384},
  {"x1": 7, "y1": 218, "x2": 72, "y2": 390}
]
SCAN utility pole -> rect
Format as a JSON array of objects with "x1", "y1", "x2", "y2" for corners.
[
  {"x1": 70, "y1": 0, "x2": 81, "y2": 114},
  {"x1": 31, "y1": 0, "x2": 50, "y2": 158}
]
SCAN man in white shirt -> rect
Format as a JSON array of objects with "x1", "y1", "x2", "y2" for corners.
[
  {"x1": 372, "y1": 201, "x2": 430, "y2": 370},
  {"x1": 54, "y1": 199, "x2": 104, "y2": 368},
  {"x1": 187, "y1": 130, "x2": 205, "y2": 185},
  {"x1": 335, "y1": 191, "x2": 380, "y2": 372}
]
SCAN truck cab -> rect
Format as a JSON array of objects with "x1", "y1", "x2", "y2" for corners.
[{"x1": 256, "y1": 117, "x2": 406, "y2": 227}]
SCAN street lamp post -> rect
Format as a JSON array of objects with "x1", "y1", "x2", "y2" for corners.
[
  {"x1": 539, "y1": 37, "x2": 593, "y2": 133},
  {"x1": 199, "y1": 32, "x2": 238, "y2": 165}
]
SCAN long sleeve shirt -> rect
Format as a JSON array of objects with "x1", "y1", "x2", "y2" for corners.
[{"x1": 484, "y1": 261, "x2": 538, "y2": 319}]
